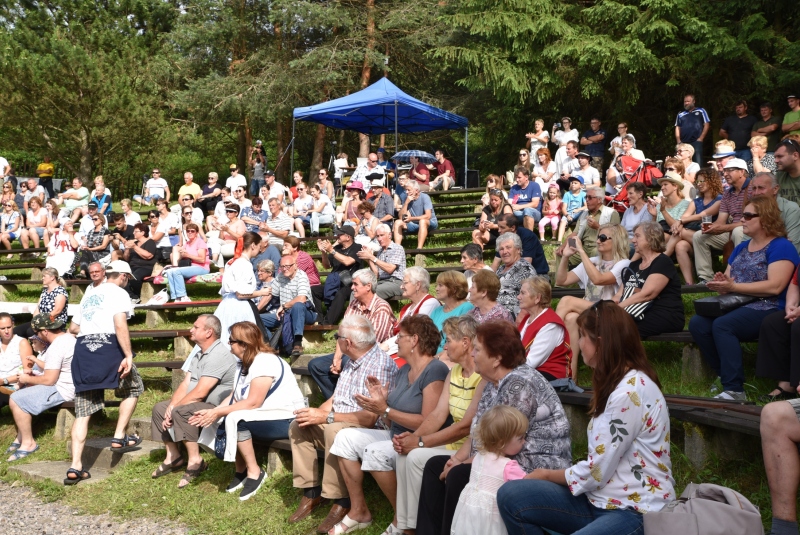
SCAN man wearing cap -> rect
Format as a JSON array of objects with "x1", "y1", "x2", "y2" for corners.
[
  {"x1": 752, "y1": 102, "x2": 783, "y2": 155},
  {"x1": 750, "y1": 171, "x2": 800, "y2": 252},
  {"x1": 313, "y1": 225, "x2": 362, "y2": 325},
  {"x1": 178, "y1": 172, "x2": 202, "y2": 201},
  {"x1": 135, "y1": 169, "x2": 170, "y2": 206},
  {"x1": 427, "y1": 149, "x2": 456, "y2": 191},
  {"x1": 360, "y1": 223, "x2": 405, "y2": 300},
  {"x1": 66, "y1": 260, "x2": 144, "y2": 485},
  {"x1": 78, "y1": 201, "x2": 107, "y2": 234},
  {"x1": 557, "y1": 141, "x2": 581, "y2": 190},
  {"x1": 368, "y1": 178, "x2": 394, "y2": 224},
  {"x1": 574, "y1": 152, "x2": 601, "y2": 189},
  {"x1": 508, "y1": 166, "x2": 542, "y2": 231},
  {"x1": 409, "y1": 155, "x2": 430, "y2": 190},
  {"x1": 675, "y1": 94, "x2": 711, "y2": 164},
  {"x1": 6, "y1": 314, "x2": 76, "y2": 462},
  {"x1": 775, "y1": 139, "x2": 800, "y2": 206},
  {"x1": 556, "y1": 186, "x2": 619, "y2": 268},
  {"x1": 693, "y1": 158, "x2": 753, "y2": 283},
  {"x1": 720, "y1": 100, "x2": 758, "y2": 162},
  {"x1": 783, "y1": 95, "x2": 800, "y2": 137},
  {"x1": 351, "y1": 152, "x2": 386, "y2": 186},
  {"x1": 261, "y1": 197, "x2": 293, "y2": 247},
  {"x1": 393, "y1": 180, "x2": 438, "y2": 249},
  {"x1": 579, "y1": 117, "x2": 607, "y2": 176},
  {"x1": 264, "y1": 170, "x2": 287, "y2": 207},
  {"x1": 226, "y1": 164, "x2": 247, "y2": 191}
]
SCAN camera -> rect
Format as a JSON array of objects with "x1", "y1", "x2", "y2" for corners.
[{"x1": 554, "y1": 122, "x2": 561, "y2": 128}]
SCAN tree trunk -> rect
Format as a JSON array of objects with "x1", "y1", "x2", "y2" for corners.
[
  {"x1": 310, "y1": 123, "x2": 326, "y2": 185},
  {"x1": 275, "y1": 116, "x2": 291, "y2": 184},
  {"x1": 237, "y1": 121, "x2": 248, "y2": 176},
  {"x1": 358, "y1": 0, "x2": 377, "y2": 158},
  {"x1": 79, "y1": 127, "x2": 92, "y2": 182}
]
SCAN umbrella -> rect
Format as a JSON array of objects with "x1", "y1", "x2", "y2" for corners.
[{"x1": 391, "y1": 150, "x2": 436, "y2": 164}]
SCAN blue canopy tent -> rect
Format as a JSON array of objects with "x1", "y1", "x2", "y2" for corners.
[{"x1": 291, "y1": 77, "x2": 469, "y2": 184}]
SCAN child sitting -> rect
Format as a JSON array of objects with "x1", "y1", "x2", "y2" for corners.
[
  {"x1": 538, "y1": 184, "x2": 562, "y2": 241},
  {"x1": 558, "y1": 176, "x2": 587, "y2": 241},
  {"x1": 450, "y1": 405, "x2": 529, "y2": 535}
]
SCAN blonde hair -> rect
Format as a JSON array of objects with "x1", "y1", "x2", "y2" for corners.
[
  {"x1": 748, "y1": 136, "x2": 768, "y2": 150},
  {"x1": 715, "y1": 139, "x2": 736, "y2": 152},
  {"x1": 664, "y1": 156, "x2": 685, "y2": 178},
  {"x1": 676, "y1": 143, "x2": 694, "y2": 158},
  {"x1": 598, "y1": 223, "x2": 629, "y2": 263},
  {"x1": 475, "y1": 405, "x2": 529, "y2": 455}
]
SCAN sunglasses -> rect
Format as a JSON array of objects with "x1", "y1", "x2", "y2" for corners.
[
  {"x1": 149, "y1": 215, "x2": 158, "y2": 218},
  {"x1": 186, "y1": 229, "x2": 197, "y2": 234},
  {"x1": 597, "y1": 234, "x2": 611, "y2": 242},
  {"x1": 695, "y1": 180, "x2": 706, "y2": 185},
  {"x1": 519, "y1": 153, "x2": 528, "y2": 156},
  {"x1": 182, "y1": 197, "x2": 193, "y2": 201},
  {"x1": 741, "y1": 212, "x2": 759, "y2": 221},
  {"x1": 229, "y1": 338, "x2": 244, "y2": 346},
  {"x1": 91, "y1": 217, "x2": 100, "y2": 221}
]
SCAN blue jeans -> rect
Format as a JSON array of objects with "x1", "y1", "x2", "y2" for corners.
[
  {"x1": 260, "y1": 302, "x2": 317, "y2": 337},
  {"x1": 236, "y1": 417, "x2": 293, "y2": 442},
  {"x1": 734, "y1": 148, "x2": 752, "y2": 162},
  {"x1": 250, "y1": 178, "x2": 265, "y2": 197},
  {"x1": 689, "y1": 140, "x2": 704, "y2": 164},
  {"x1": 308, "y1": 353, "x2": 351, "y2": 400},
  {"x1": 513, "y1": 208, "x2": 542, "y2": 224},
  {"x1": 311, "y1": 212, "x2": 334, "y2": 234},
  {"x1": 165, "y1": 265, "x2": 209, "y2": 299},
  {"x1": 688, "y1": 306, "x2": 775, "y2": 392},
  {"x1": 497, "y1": 479, "x2": 644, "y2": 535}
]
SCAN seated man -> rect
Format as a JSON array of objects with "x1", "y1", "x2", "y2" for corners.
[
  {"x1": 205, "y1": 187, "x2": 232, "y2": 232},
  {"x1": 260, "y1": 255, "x2": 318, "y2": 358},
  {"x1": 7, "y1": 314, "x2": 76, "y2": 462},
  {"x1": 427, "y1": 149, "x2": 456, "y2": 191},
  {"x1": 109, "y1": 213, "x2": 136, "y2": 261},
  {"x1": 761, "y1": 398, "x2": 800, "y2": 535},
  {"x1": 133, "y1": 169, "x2": 170, "y2": 206},
  {"x1": 312, "y1": 225, "x2": 362, "y2": 325},
  {"x1": 509, "y1": 165, "x2": 542, "y2": 231},
  {"x1": 78, "y1": 201, "x2": 106, "y2": 235},
  {"x1": 240, "y1": 196, "x2": 269, "y2": 234},
  {"x1": 57, "y1": 177, "x2": 89, "y2": 223},
  {"x1": 150, "y1": 314, "x2": 236, "y2": 488},
  {"x1": 261, "y1": 197, "x2": 293, "y2": 247},
  {"x1": 393, "y1": 180, "x2": 438, "y2": 249},
  {"x1": 288, "y1": 315, "x2": 398, "y2": 534},
  {"x1": 360, "y1": 223, "x2": 405, "y2": 301},
  {"x1": 308, "y1": 268, "x2": 396, "y2": 400},
  {"x1": 367, "y1": 178, "x2": 395, "y2": 225},
  {"x1": 490, "y1": 213, "x2": 549, "y2": 275}
]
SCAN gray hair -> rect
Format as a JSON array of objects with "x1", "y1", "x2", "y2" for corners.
[
  {"x1": 339, "y1": 315, "x2": 376, "y2": 349},
  {"x1": 406, "y1": 180, "x2": 420, "y2": 192},
  {"x1": 754, "y1": 171, "x2": 779, "y2": 188},
  {"x1": 442, "y1": 315, "x2": 478, "y2": 341},
  {"x1": 88, "y1": 262, "x2": 105, "y2": 273},
  {"x1": 352, "y1": 268, "x2": 377, "y2": 292},
  {"x1": 376, "y1": 223, "x2": 392, "y2": 236},
  {"x1": 199, "y1": 314, "x2": 222, "y2": 339},
  {"x1": 405, "y1": 266, "x2": 430, "y2": 288},
  {"x1": 587, "y1": 186, "x2": 604, "y2": 199},
  {"x1": 184, "y1": 172, "x2": 193, "y2": 180},
  {"x1": 496, "y1": 232, "x2": 522, "y2": 251},
  {"x1": 257, "y1": 259, "x2": 275, "y2": 273},
  {"x1": 460, "y1": 243, "x2": 484, "y2": 262},
  {"x1": 623, "y1": 134, "x2": 637, "y2": 147}
]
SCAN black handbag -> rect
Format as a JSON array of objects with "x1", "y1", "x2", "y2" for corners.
[{"x1": 693, "y1": 293, "x2": 758, "y2": 317}]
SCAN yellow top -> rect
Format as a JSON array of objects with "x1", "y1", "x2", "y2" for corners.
[
  {"x1": 36, "y1": 162, "x2": 54, "y2": 178},
  {"x1": 446, "y1": 363, "x2": 482, "y2": 450},
  {"x1": 178, "y1": 183, "x2": 202, "y2": 199}
]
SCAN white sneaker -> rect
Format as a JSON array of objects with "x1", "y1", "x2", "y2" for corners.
[
  {"x1": 714, "y1": 390, "x2": 747, "y2": 401},
  {"x1": 177, "y1": 296, "x2": 192, "y2": 303}
]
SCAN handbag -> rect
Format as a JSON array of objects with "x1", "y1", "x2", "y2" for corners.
[
  {"x1": 643, "y1": 482, "x2": 763, "y2": 535},
  {"x1": 214, "y1": 360, "x2": 285, "y2": 460},
  {"x1": 621, "y1": 267, "x2": 653, "y2": 321},
  {"x1": 694, "y1": 293, "x2": 758, "y2": 317}
]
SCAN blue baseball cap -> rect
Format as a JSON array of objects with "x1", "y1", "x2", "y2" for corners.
[{"x1": 569, "y1": 175, "x2": 585, "y2": 185}]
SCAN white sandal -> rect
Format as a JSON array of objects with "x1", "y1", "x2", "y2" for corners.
[
  {"x1": 328, "y1": 514, "x2": 373, "y2": 535},
  {"x1": 381, "y1": 523, "x2": 403, "y2": 535}
]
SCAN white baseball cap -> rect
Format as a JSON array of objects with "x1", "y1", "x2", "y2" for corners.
[
  {"x1": 105, "y1": 260, "x2": 136, "y2": 279},
  {"x1": 723, "y1": 158, "x2": 748, "y2": 171}
]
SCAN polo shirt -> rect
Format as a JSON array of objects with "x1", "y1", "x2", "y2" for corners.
[
  {"x1": 178, "y1": 183, "x2": 202, "y2": 200},
  {"x1": 509, "y1": 181, "x2": 542, "y2": 208},
  {"x1": 718, "y1": 179, "x2": 752, "y2": 223},
  {"x1": 675, "y1": 107, "x2": 710, "y2": 143},
  {"x1": 187, "y1": 339, "x2": 237, "y2": 406},
  {"x1": 581, "y1": 129, "x2": 607, "y2": 158},
  {"x1": 784, "y1": 110, "x2": 800, "y2": 137},
  {"x1": 273, "y1": 269, "x2": 313, "y2": 305}
]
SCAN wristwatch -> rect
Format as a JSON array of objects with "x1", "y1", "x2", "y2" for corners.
[
  {"x1": 2, "y1": 377, "x2": 7, "y2": 386},
  {"x1": 383, "y1": 406, "x2": 391, "y2": 420},
  {"x1": 326, "y1": 410, "x2": 335, "y2": 424},
  {"x1": 418, "y1": 436, "x2": 425, "y2": 448}
]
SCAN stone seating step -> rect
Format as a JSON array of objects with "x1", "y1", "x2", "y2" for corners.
[
  {"x1": 9, "y1": 461, "x2": 112, "y2": 486},
  {"x1": 67, "y1": 437, "x2": 164, "y2": 471}
]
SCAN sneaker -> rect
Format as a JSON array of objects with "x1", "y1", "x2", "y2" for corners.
[
  {"x1": 709, "y1": 377, "x2": 722, "y2": 394},
  {"x1": 226, "y1": 471, "x2": 247, "y2": 493},
  {"x1": 177, "y1": 296, "x2": 192, "y2": 303},
  {"x1": 714, "y1": 390, "x2": 747, "y2": 401},
  {"x1": 130, "y1": 298, "x2": 140, "y2": 305},
  {"x1": 239, "y1": 470, "x2": 265, "y2": 501}
]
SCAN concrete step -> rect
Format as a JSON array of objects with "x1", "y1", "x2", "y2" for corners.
[
  {"x1": 67, "y1": 437, "x2": 164, "y2": 471},
  {"x1": 9, "y1": 461, "x2": 112, "y2": 485},
  {"x1": 126, "y1": 417, "x2": 153, "y2": 442}
]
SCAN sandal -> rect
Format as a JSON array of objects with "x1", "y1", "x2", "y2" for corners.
[
  {"x1": 110, "y1": 434, "x2": 143, "y2": 453},
  {"x1": 4, "y1": 442, "x2": 20, "y2": 455},
  {"x1": 758, "y1": 388, "x2": 797, "y2": 402},
  {"x1": 328, "y1": 514, "x2": 373, "y2": 535},
  {"x1": 178, "y1": 459, "x2": 208, "y2": 489},
  {"x1": 381, "y1": 523, "x2": 403, "y2": 535},
  {"x1": 7, "y1": 444, "x2": 38, "y2": 462},
  {"x1": 151, "y1": 456, "x2": 185, "y2": 479},
  {"x1": 64, "y1": 468, "x2": 91, "y2": 486}
]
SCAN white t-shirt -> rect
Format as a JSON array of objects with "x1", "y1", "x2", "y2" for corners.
[
  {"x1": 233, "y1": 353, "x2": 303, "y2": 419},
  {"x1": 43, "y1": 333, "x2": 76, "y2": 401},
  {"x1": 24, "y1": 186, "x2": 45, "y2": 203},
  {"x1": 528, "y1": 131, "x2": 550, "y2": 152},
  {"x1": 267, "y1": 182, "x2": 288, "y2": 204},
  {"x1": 464, "y1": 265, "x2": 494, "y2": 289},
  {"x1": 571, "y1": 256, "x2": 630, "y2": 301},
  {"x1": 0, "y1": 157, "x2": 9, "y2": 174},
  {"x1": 124, "y1": 211, "x2": 143, "y2": 226},
  {"x1": 156, "y1": 212, "x2": 180, "y2": 247},
  {"x1": 293, "y1": 195, "x2": 313, "y2": 215},
  {"x1": 146, "y1": 178, "x2": 168, "y2": 198},
  {"x1": 314, "y1": 194, "x2": 336, "y2": 216},
  {"x1": 575, "y1": 166, "x2": 600, "y2": 188},
  {"x1": 226, "y1": 174, "x2": 247, "y2": 191},
  {"x1": 73, "y1": 282, "x2": 133, "y2": 335},
  {"x1": 685, "y1": 162, "x2": 700, "y2": 176},
  {"x1": 233, "y1": 197, "x2": 252, "y2": 209},
  {"x1": 0, "y1": 334, "x2": 23, "y2": 377}
]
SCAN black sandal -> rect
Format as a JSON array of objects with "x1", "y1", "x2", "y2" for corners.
[
  {"x1": 758, "y1": 388, "x2": 797, "y2": 403},
  {"x1": 110, "y1": 434, "x2": 143, "y2": 453},
  {"x1": 64, "y1": 468, "x2": 91, "y2": 486},
  {"x1": 151, "y1": 456, "x2": 185, "y2": 479}
]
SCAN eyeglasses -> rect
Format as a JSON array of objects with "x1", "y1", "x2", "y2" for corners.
[
  {"x1": 695, "y1": 180, "x2": 706, "y2": 185},
  {"x1": 229, "y1": 338, "x2": 244, "y2": 346},
  {"x1": 597, "y1": 234, "x2": 611, "y2": 242},
  {"x1": 297, "y1": 188, "x2": 306, "y2": 191},
  {"x1": 664, "y1": 167, "x2": 676, "y2": 172},
  {"x1": 186, "y1": 229, "x2": 197, "y2": 234},
  {"x1": 489, "y1": 188, "x2": 503, "y2": 196},
  {"x1": 333, "y1": 333, "x2": 348, "y2": 341},
  {"x1": 369, "y1": 159, "x2": 378, "y2": 163},
  {"x1": 279, "y1": 263, "x2": 295, "y2": 270},
  {"x1": 741, "y1": 212, "x2": 759, "y2": 221},
  {"x1": 235, "y1": 189, "x2": 244, "y2": 193}
]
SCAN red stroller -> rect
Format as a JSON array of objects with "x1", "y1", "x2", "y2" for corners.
[{"x1": 605, "y1": 155, "x2": 663, "y2": 214}]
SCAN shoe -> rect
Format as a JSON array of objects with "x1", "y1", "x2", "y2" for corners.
[
  {"x1": 130, "y1": 298, "x2": 140, "y2": 305},
  {"x1": 288, "y1": 495, "x2": 328, "y2": 524},
  {"x1": 291, "y1": 344, "x2": 303, "y2": 358},
  {"x1": 709, "y1": 377, "x2": 722, "y2": 394},
  {"x1": 239, "y1": 470, "x2": 266, "y2": 501},
  {"x1": 326, "y1": 514, "x2": 372, "y2": 535},
  {"x1": 64, "y1": 468, "x2": 91, "y2": 486},
  {"x1": 317, "y1": 505, "x2": 351, "y2": 534},
  {"x1": 226, "y1": 471, "x2": 247, "y2": 493},
  {"x1": 758, "y1": 388, "x2": 797, "y2": 403},
  {"x1": 178, "y1": 296, "x2": 192, "y2": 303},
  {"x1": 714, "y1": 390, "x2": 747, "y2": 401}
]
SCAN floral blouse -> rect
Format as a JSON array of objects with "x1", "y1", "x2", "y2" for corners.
[
  {"x1": 566, "y1": 369, "x2": 675, "y2": 513},
  {"x1": 39, "y1": 286, "x2": 69, "y2": 325}
]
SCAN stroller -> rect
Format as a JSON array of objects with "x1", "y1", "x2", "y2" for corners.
[{"x1": 605, "y1": 155, "x2": 663, "y2": 214}]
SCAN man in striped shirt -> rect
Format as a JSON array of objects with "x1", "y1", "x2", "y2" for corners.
[
  {"x1": 260, "y1": 197, "x2": 293, "y2": 247},
  {"x1": 260, "y1": 255, "x2": 317, "y2": 357},
  {"x1": 307, "y1": 268, "x2": 396, "y2": 400}
]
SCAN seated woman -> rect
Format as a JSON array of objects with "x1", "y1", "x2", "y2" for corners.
[
  {"x1": 472, "y1": 187, "x2": 513, "y2": 249},
  {"x1": 120, "y1": 198, "x2": 142, "y2": 226},
  {"x1": 1, "y1": 200, "x2": 22, "y2": 258},
  {"x1": 757, "y1": 265, "x2": 800, "y2": 401},
  {"x1": 76, "y1": 213, "x2": 111, "y2": 279},
  {"x1": 429, "y1": 271, "x2": 474, "y2": 361},
  {"x1": 516, "y1": 276, "x2": 572, "y2": 384},
  {"x1": 469, "y1": 269, "x2": 513, "y2": 323},
  {"x1": 619, "y1": 182, "x2": 652, "y2": 259},
  {"x1": 236, "y1": 259, "x2": 278, "y2": 323},
  {"x1": 480, "y1": 174, "x2": 507, "y2": 208},
  {"x1": 497, "y1": 301, "x2": 674, "y2": 534},
  {"x1": 45, "y1": 218, "x2": 79, "y2": 277},
  {"x1": 392, "y1": 315, "x2": 485, "y2": 534},
  {"x1": 613, "y1": 220, "x2": 685, "y2": 338},
  {"x1": 671, "y1": 167, "x2": 724, "y2": 285},
  {"x1": 21, "y1": 197, "x2": 48, "y2": 254},
  {"x1": 676, "y1": 142, "x2": 700, "y2": 183},
  {"x1": 122, "y1": 223, "x2": 158, "y2": 302},
  {"x1": 416, "y1": 320, "x2": 572, "y2": 535},
  {"x1": 749, "y1": 135, "x2": 776, "y2": 176},
  {"x1": 189, "y1": 322, "x2": 304, "y2": 501},
  {"x1": 690, "y1": 196, "x2": 799, "y2": 401},
  {"x1": 495, "y1": 232, "x2": 539, "y2": 319},
  {"x1": 0, "y1": 313, "x2": 34, "y2": 408},
  {"x1": 531, "y1": 147, "x2": 557, "y2": 189},
  {"x1": 380, "y1": 267, "x2": 439, "y2": 365},
  {"x1": 647, "y1": 171, "x2": 689, "y2": 259},
  {"x1": 328, "y1": 315, "x2": 449, "y2": 535},
  {"x1": 663, "y1": 156, "x2": 695, "y2": 201},
  {"x1": 165, "y1": 223, "x2": 210, "y2": 303},
  {"x1": 13, "y1": 268, "x2": 68, "y2": 339},
  {"x1": 555, "y1": 223, "x2": 630, "y2": 376},
  {"x1": 354, "y1": 201, "x2": 380, "y2": 251}
]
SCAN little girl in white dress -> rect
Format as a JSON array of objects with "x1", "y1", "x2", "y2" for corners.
[{"x1": 450, "y1": 405, "x2": 529, "y2": 535}]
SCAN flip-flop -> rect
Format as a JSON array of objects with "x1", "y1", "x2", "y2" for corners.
[
  {"x1": 4, "y1": 442, "x2": 20, "y2": 454},
  {"x1": 64, "y1": 468, "x2": 91, "y2": 486},
  {"x1": 7, "y1": 444, "x2": 38, "y2": 462},
  {"x1": 328, "y1": 514, "x2": 373, "y2": 535},
  {"x1": 151, "y1": 456, "x2": 185, "y2": 479},
  {"x1": 110, "y1": 434, "x2": 143, "y2": 453},
  {"x1": 178, "y1": 459, "x2": 208, "y2": 489}
]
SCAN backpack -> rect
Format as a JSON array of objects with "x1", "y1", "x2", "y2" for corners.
[{"x1": 643, "y1": 482, "x2": 763, "y2": 535}]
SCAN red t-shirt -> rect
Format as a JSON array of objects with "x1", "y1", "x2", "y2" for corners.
[
  {"x1": 413, "y1": 163, "x2": 430, "y2": 185},
  {"x1": 433, "y1": 159, "x2": 456, "y2": 180},
  {"x1": 366, "y1": 187, "x2": 391, "y2": 200}
]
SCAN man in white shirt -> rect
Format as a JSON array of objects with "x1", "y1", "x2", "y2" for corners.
[
  {"x1": 574, "y1": 152, "x2": 601, "y2": 189},
  {"x1": 557, "y1": 141, "x2": 581, "y2": 190},
  {"x1": 264, "y1": 170, "x2": 287, "y2": 207},
  {"x1": 66, "y1": 261, "x2": 143, "y2": 485},
  {"x1": 134, "y1": 168, "x2": 170, "y2": 206},
  {"x1": 78, "y1": 202, "x2": 108, "y2": 234},
  {"x1": 351, "y1": 153, "x2": 386, "y2": 185},
  {"x1": 23, "y1": 178, "x2": 45, "y2": 212},
  {"x1": 226, "y1": 164, "x2": 247, "y2": 191},
  {"x1": 0, "y1": 156, "x2": 9, "y2": 178}
]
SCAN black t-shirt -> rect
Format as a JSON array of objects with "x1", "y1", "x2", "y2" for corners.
[
  {"x1": 625, "y1": 253, "x2": 683, "y2": 317},
  {"x1": 128, "y1": 239, "x2": 158, "y2": 271},
  {"x1": 113, "y1": 225, "x2": 135, "y2": 242},
  {"x1": 331, "y1": 242, "x2": 362, "y2": 274},
  {"x1": 753, "y1": 116, "x2": 783, "y2": 152},
  {"x1": 721, "y1": 114, "x2": 758, "y2": 150}
]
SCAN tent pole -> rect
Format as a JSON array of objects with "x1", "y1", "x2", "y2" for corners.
[
  {"x1": 464, "y1": 127, "x2": 468, "y2": 188},
  {"x1": 394, "y1": 100, "x2": 399, "y2": 161},
  {"x1": 290, "y1": 120, "x2": 296, "y2": 177}
]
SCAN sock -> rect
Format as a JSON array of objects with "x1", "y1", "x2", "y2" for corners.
[
  {"x1": 334, "y1": 497, "x2": 351, "y2": 509},
  {"x1": 294, "y1": 335, "x2": 303, "y2": 345},
  {"x1": 770, "y1": 518, "x2": 799, "y2": 535},
  {"x1": 303, "y1": 486, "x2": 322, "y2": 499}
]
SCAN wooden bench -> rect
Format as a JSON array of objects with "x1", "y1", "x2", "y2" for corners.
[
  {"x1": 0, "y1": 278, "x2": 92, "y2": 302},
  {"x1": 136, "y1": 299, "x2": 223, "y2": 327}
]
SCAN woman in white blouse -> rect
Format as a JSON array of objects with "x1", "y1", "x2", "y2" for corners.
[
  {"x1": 190, "y1": 321, "x2": 304, "y2": 501},
  {"x1": 531, "y1": 148, "x2": 558, "y2": 188},
  {"x1": 497, "y1": 301, "x2": 674, "y2": 534},
  {"x1": 525, "y1": 119, "x2": 550, "y2": 154},
  {"x1": 381, "y1": 267, "x2": 439, "y2": 361},
  {"x1": 552, "y1": 117, "x2": 579, "y2": 176}
]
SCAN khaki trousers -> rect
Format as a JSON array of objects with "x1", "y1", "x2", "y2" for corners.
[
  {"x1": 288, "y1": 419, "x2": 364, "y2": 499},
  {"x1": 151, "y1": 400, "x2": 215, "y2": 443},
  {"x1": 692, "y1": 226, "x2": 745, "y2": 282}
]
